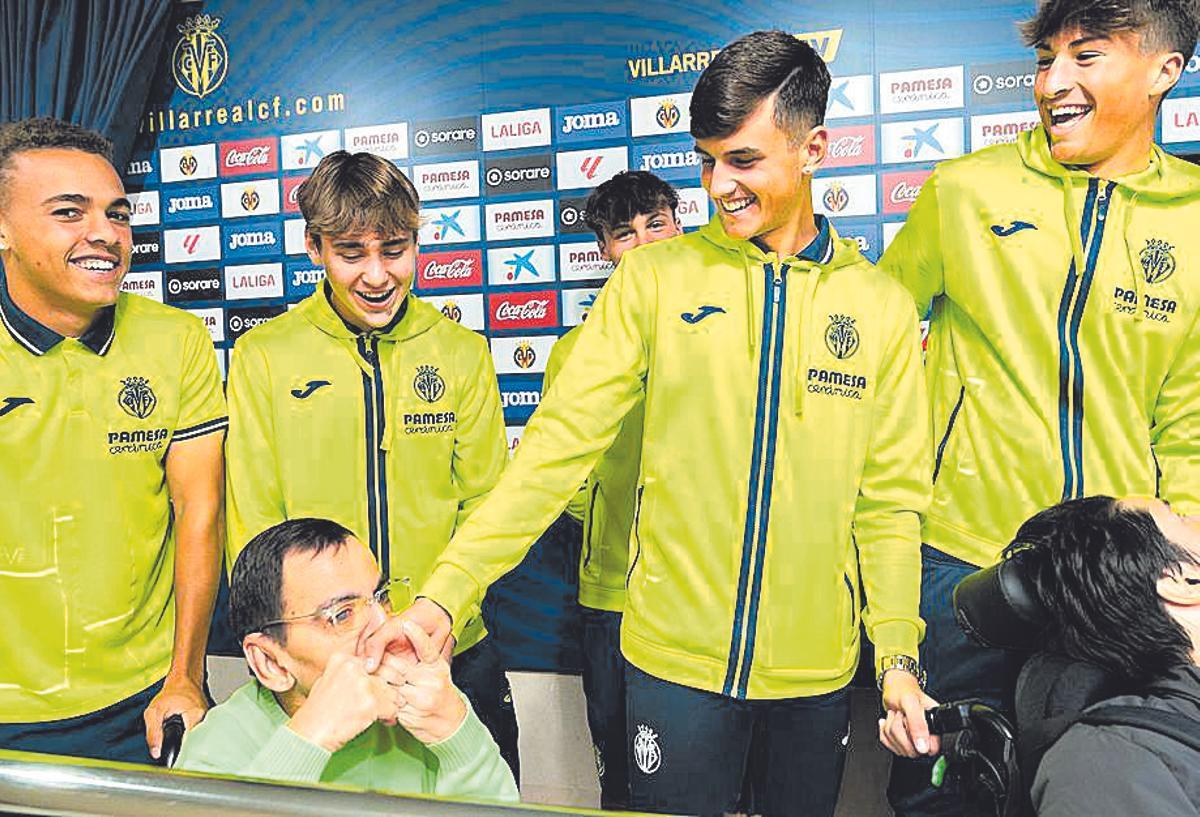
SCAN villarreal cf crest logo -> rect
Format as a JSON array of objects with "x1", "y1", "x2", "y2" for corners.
[
  {"x1": 825, "y1": 314, "x2": 860, "y2": 360},
  {"x1": 1140, "y1": 238, "x2": 1176, "y2": 285},
  {"x1": 413, "y1": 365, "x2": 446, "y2": 404},
  {"x1": 118, "y1": 376, "x2": 158, "y2": 419}
]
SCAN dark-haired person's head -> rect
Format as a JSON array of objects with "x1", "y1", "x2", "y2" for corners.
[
  {"x1": 1007, "y1": 495, "x2": 1200, "y2": 684},
  {"x1": 690, "y1": 30, "x2": 832, "y2": 254},
  {"x1": 298, "y1": 150, "x2": 421, "y2": 332},
  {"x1": 1023, "y1": 0, "x2": 1198, "y2": 176},
  {"x1": 583, "y1": 171, "x2": 681, "y2": 264},
  {"x1": 0, "y1": 118, "x2": 131, "y2": 337},
  {"x1": 231, "y1": 518, "x2": 405, "y2": 707}
]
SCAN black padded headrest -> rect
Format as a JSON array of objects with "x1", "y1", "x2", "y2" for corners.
[{"x1": 952, "y1": 549, "x2": 1049, "y2": 651}]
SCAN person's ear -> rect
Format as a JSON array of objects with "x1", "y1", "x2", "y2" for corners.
[
  {"x1": 1157, "y1": 562, "x2": 1200, "y2": 607},
  {"x1": 597, "y1": 239, "x2": 612, "y2": 263},
  {"x1": 243, "y1": 633, "x2": 296, "y2": 693},
  {"x1": 304, "y1": 233, "x2": 323, "y2": 267},
  {"x1": 800, "y1": 125, "x2": 829, "y2": 176},
  {"x1": 1149, "y1": 51, "x2": 1186, "y2": 99}
]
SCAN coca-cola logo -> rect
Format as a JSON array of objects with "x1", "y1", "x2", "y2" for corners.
[
  {"x1": 495, "y1": 299, "x2": 550, "y2": 320},
  {"x1": 828, "y1": 135, "x2": 865, "y2": 158},
  {"x1": 226, "y1": 146, "x2": 270, "y2": 167},
  {"x1": 424, "y1": 258, "x2": 475, "y2": 279},
  {"x1": 889, "y1": 181, "x2": 922, "y2": 205}
]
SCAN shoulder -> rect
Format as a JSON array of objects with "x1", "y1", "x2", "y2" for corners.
[
  {"x1": 235, "y1": 303, "x2": 309, "y2": 350},
  {"x1": 827, "y1": 247, "x2": 920, "y2": 321},
  {"x1": 932, "y1": 140, "x2": 1026, "y2": 188},
  {"x1": 178, "y1": 682, "x2": 273, "y2": 765},
  {"x1": 117, "y1": 294, "x2": 209, "y2": 340}
]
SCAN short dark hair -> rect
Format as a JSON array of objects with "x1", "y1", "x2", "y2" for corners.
[
  {"x1": 1007, "y1": 496, "x2": 1196, "y2": 683},
  {"x1": 0, "y1": 118, "x2": 113, "y2": 208},
  {"x1": 583, "y1": 171, "x2": 679, "y2": 243},
  {"x1": 297, "y1": 150, "x2": 421, "y2": 248},
  {"x1": 229, "y1": 518, "x2": 356, "y2": 644},
  {"x1": 690, "y1": 30, "x2": 832, "y2": 145},
  {"x1": 1022, "y1": 0, "x2": 1200, "y2": 59}
]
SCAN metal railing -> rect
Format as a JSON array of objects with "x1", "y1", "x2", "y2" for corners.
[{"x1": 0, "y1": 749, "x2": 619, "y2": 817}]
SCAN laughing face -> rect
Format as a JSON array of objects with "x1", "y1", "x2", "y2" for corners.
[
  {"x1": 1034, "y1": 27, "x2": 1184, "y2": 177},
  {"x1": 306, "y1": 229, "x2": 416, "y2": 331},
  {"x1": 694, "y1": 95, "x2": 825, "y2": 254},
  {"x1": 0, "y1": 148, "x2": 132, "y2": 333}
]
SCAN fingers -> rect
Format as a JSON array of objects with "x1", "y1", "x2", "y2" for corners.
[
  {"x1": 900, "y1": 692, "x2": 932, "y2": 755},
  {"x1": 144, "y1": 703, "x2": 164, "y2": 759},
  {"x1": 356, "y1": 603, "x2": 389, "y2": 658},
  {"x1": 403, "y1": 619, "x2": 441, "y2": 665}
]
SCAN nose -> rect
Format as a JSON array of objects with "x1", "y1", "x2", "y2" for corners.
[
  {"x1": 86, "y1": 208, "x2": 124, "y2": 249},
  {"x1": 1040, "y1": 55, "x2": 1074, "y2": 100},
  {"x1": 360, "y1": 253, "x2": 390, "y2": 287},
  {"x1": 706, "y1": 160, "x2": 738, "y2": 199}
]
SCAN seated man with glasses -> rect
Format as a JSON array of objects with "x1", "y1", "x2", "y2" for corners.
[{"x1": 175, "y1": 518, "x2": 517, "y2": 802}]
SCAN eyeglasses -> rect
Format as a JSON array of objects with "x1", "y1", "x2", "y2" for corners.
[{"x1": 258, "y1": 577, "x2": 412, "y2": 636}]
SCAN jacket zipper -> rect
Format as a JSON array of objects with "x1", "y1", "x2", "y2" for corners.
[
  {"x1": 582, "y1": 482, "x2": 600, "y2": 568},
  {"x1": 358, "y1": 334, "x2": 391, "y2": 578},
  {"x1": 1056, "y1": 179, "x2": 1116, "y2": 501},
  {"x1": 724, "y1": 262, "x2": 789, "y2": 698},
  {"x1": 932, "y1": 386, "x2": 965, "y2": 483}
]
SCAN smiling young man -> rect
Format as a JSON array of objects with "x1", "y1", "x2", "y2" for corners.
[
  {"x1": 380, "y1": 31, "x2": 933, "y2": 816},
  {"x1": 0, "y1": 118, "x2": 226, "y2": 764},
  {"x1": 177, "y1": 518, "x2": 517, "y2": 802},
  {"x1": 223, "y1": 150, "x2": 518, "y2": 777},
  {"x1": 878, "y1": 2, "x2": 1200, "y2": 814},
  {"x1": 540, "y1": 170, "x2": 681, "y2": 809}
]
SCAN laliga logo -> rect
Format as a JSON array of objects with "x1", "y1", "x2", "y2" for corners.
[
  {"x1": 440, "y1": 301, "x2": 463, "y2": 322},
  {"x1": 656, "y1": 100, "x2": 681, "y2": 130},
  {"x1": 241, "y1": 187, "x2": 260, "y2": 212},
  {"x1": 172, "y1": 14, "x2": 228, "y2": 100},
  {"x1": 823, "y1": 182, "x2": 849, "y2": 213},
  {"x1": 513, "y1": 341, "x2": 537, "y2": 369},
  {"x1": 178, "y1": 152, "x2": 198, "y2": 177}
]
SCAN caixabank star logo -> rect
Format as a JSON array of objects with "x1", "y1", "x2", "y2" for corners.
[{"x1": 172, "y1": 14, "x2": 228, "y2": 100}]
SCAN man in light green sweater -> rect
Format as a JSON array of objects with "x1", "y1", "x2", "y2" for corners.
[{"x1": 176, "y1": 518, "x2": 517, "y2": 802}]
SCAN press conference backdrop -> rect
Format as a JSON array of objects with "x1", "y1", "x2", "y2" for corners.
[{"x1": 122, "y1": 0, "x2": 1200, "y2": 669}]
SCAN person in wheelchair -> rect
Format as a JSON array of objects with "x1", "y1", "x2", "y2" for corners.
[{"x1": 940, "y1": 496, "x2": 1200, "y2": 816}]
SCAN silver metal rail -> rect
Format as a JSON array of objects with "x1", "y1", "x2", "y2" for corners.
[{"x1": 0, "y1": 749, "x2": 615, "y2": 816}]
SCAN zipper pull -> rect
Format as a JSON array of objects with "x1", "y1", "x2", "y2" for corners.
[{"x1": 773, "y1": 264, "x2": 786, "y2": 303}]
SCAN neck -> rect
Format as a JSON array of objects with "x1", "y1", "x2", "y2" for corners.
[
  {"x1": 759, "y1": 194, "x2": 818, "y2": 258},
  {"x1": 277, "y1": 687, "x2": 305, "y2": 718},
  {"x1": 1083, "y1": 127, "x2": 1155, "y2": 179},
  {"x1": 4, "y1": 267, "x2": 98, "y2": 338}
]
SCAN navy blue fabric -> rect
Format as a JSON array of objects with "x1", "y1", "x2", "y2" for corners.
[
  {"x1": 626, "y1": 662, "x2": 850, "y2": 817},
  {"x1": 0, "y1": 0, "x2": 173, "y2": 169},
  {"x1": 887, "y1": 546, "x2": 1020, "y2": 817},
  {"x1": 581, "y1": 607, "x2": 629, "y2": 809},
  {"x1": 485, "y1": 512, "x2": 583, "y2": 673},
  {"x1": 451, "y1": 636, "x2": 520, "y2": 781},
  {"x1": 0, "y1": 679, "x2": 164, "y2": 765}
]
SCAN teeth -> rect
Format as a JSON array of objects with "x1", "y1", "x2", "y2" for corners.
[
  {"x1": 357, "y1": 289, "x2": 394, "y2": 304},
  {"x1": 720, "y1": 198, "x2": 753, "y2": 214},
  {"x1": 74, "y1": 259, "x2": 116, "y2": 271}
]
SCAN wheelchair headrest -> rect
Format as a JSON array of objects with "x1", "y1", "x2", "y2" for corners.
[{"x1": 952, "y1": 548, "x2": 1049, "y2": 652}]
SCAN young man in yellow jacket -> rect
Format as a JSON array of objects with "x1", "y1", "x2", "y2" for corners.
[
  {"x1": 542, "y1": 170, "x2": 682, "y2": 809},
  {"x1": 879, "y1": 2, "x2": 1200, "y2": 814},
  {"x1": 224, "y1": 151, "x2": 518, "y2": 777},
  {"x1": 380, "y1": 31, "x2": 935, "y2": 816}
]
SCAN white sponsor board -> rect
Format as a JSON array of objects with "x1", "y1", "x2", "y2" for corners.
[
  {"x1": 556, "y1": 146, "x2": 629, "y2": 190},
  {"x1": 970, "y1": 110, "x2": 1040, "y2": 151},
  {"x1": 484, "y1": 200, "x2": 555, "y2": 241},
  {"x1": 813, "y1": 174, "x2": 877, "y2": 218},
  {"x1": 419, "y1": 205, "x2": 483, "y2": 245},
  {"x1": 280, "y1": 130, "x2": 342, "y2": 171},
  {"x1": 284, "y1": 219, "x2": 308, "y2": 255},
  {"x1": 487, "y1": 244, "x2": 556, "y2": 285},
  {"x1": 160, "y1": 144, "x2": 218, "y2": 183},
  {"x1": 163, "y1": 225, "x2": 220, "y2": 263},
  {"x1": 421, "y1": 293, "x2": 486, "y2": 330},
  {"x1": 412, "y1": 160, "x2": 480, "y2": 201},
  {"x1": 490, "y1": 334, "x2": 558, "y2": 375},
  {"x1": 128, "y1": 191, "x2": 160, "y2": 226},
  {"x1": 630, "y1": 92, "x2": 692, "y2": 137},
  {"x1": 482, "y1": 108, "x2": 552, "y2": 151},
  {"x1": 826, "y1": 75, "x2": 874, "y2": 119},
  {"x1": 1162, "y1": 96, "x2": 1200, "y2": 143},
  {"x1": 881, "y1": 117, "x2": 964, "y2": 164},
  {"x1": 879, "y1": 65, "x2": 965, "y2": 114},
  {"x1": 220, "y1": 178, "x2": 281, "y2": 218},
  {"x1": 225, "y1": 263, "x2": 284, "y2": 300},
  {"x1": 675, "y1": 187, "x2": 710, "y2": 228},
  {"x1": 562, "y1": 287, "x2": 600, "y2": 326},
  {"x1": 187, "y1": 307, "x2": 225, "y2": 343},
  {"x1": 558, "y1": 242, "x2": 614, "y2": 282},
  {"x1": 343, "y1": 122, "x2": 409, "y2": 160},
  {"x1": 119, "y1": 270, "x2": 163, "y2": 302}
]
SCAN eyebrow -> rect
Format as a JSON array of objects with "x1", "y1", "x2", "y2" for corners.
[
  {"x1": 693, "y1": 145, "x2": 762, "y2": 159},
  {"x1": 1036, "y1": 35, "x2": 1108, "y2": 50},
  {"x1": 42, "y1": 193, "x2": 132, "y2": 210}
]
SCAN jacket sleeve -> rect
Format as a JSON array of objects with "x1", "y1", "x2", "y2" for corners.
[
  {"x1": 427, "y1": 703, "x2": 519, "y2": 801},
  {"x1": 452, "y1": 336, "x2": 508, "y2": 530},
  {"x1": 877, "y1": 169, "x2": 947, "y2": 315},
  {"x1": 1032, "y1": 726, "x2": 1195, "y2": 817},
  {"x1": 419, "y1": 256, "x2": 653, "y2": 634},
  {"x1": 541, "y1": 329, "x2": 588, "y2": 522},
  {"x1": 225, "y1": 338, "x2": 285, "y2": 566},
  {"x1": 854, "y1": 285, "x2": 932, "y2": 671},
  {"x1": 1152, "y1": 307, "x2": 1200, "y2": 516}
]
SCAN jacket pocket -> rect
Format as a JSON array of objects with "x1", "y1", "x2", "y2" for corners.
[
  {"x1": 625, "y1": 484, "x2": 645, "y2": 588},
  {"x1": 932, "y1": 386, "x2": 966, "y2": 484},
  {"x1": 582, "y1": 482, "x2": 601, "y2": 571}
]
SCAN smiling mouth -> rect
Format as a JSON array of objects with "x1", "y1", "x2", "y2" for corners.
[
  {"x1": 70, "y1": 256, "x2": 120, "y2": 275},
  {"x1": 718, "y1": 195, "x2": 755, "y2": 214},
  {"x1": 355, "y1": 287, "x2": 396, "y2": 307},
  {"x1": 1048, "y1": 104, "x2": 1092, "y2": 130}
]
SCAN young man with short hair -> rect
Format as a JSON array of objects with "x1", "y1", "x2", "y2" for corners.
[
  {"x1": 381, "y1": 31, "x2": 934, "y2": 816},
  {"x1": 541, "y1": 170, "x2": 681, "y2": 809},
  {"x1": 177, "y1": 518, "x2": 517, "y2": 802},
  {"x1": 0, "y1": 118, "x2": 226, "y2": 763},
  {"x1": 879, "y1": 2, "x2": 1200, "y2": 814},
  {"x1": 224, "y1": 151, "x2": 518, "y2": 776}
]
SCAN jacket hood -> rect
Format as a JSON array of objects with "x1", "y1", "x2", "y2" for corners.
[
  {"x1": 1017, "y1": 125, "x2": 1200, "y2": 202},
  {"x1": 298, "y1": 285, "x2": 443, "y2": 342},
  {"x1": 697, "y1": 212, "x2": 864, "y2": 270}
]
